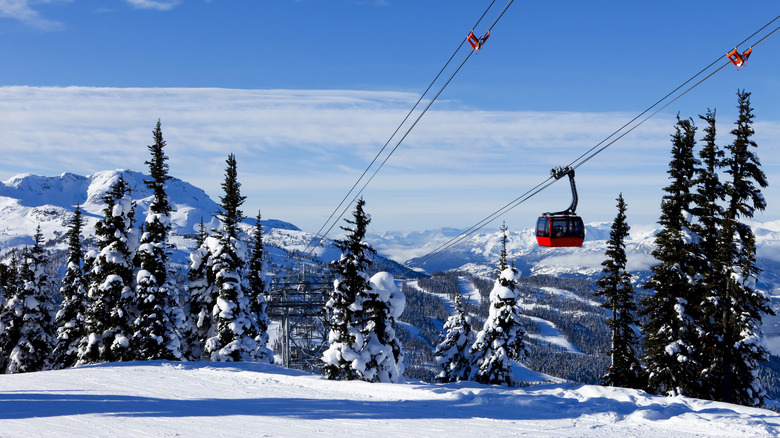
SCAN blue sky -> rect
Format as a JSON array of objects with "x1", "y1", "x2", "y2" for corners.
[{"x1": 0, "y1": 1, "x2": 779, "y2": 234}]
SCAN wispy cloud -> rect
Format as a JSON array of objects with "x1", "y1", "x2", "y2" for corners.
[
  {"x1": 0, "y1": 86, "x2": 777, "y2": 232},
  {"x1": 0, "y1": 0, "x2": 68, "y2": 30},
  {"x1": 124, "y1": 0, "x2": 181, "y2": 11}
]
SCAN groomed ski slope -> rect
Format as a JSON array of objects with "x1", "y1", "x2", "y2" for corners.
[{"x1": 0, "y1": 361, "x2": 778, "y2": 437}]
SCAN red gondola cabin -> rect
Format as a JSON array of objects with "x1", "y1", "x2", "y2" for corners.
[
  {"x1": 535, "y1": 215, "x2": 585, "y2": 247},
  {"x1": 534, "y1": 166, "x2": 586, "y2": 248}
]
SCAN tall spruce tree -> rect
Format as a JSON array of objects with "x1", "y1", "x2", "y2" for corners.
[
  {"x1": 246, "y1": 211, "x2": 273, "y2": 363},
  {"x1": 434, "y1": 292, "x2": 473, "y2": 383},
  {"x1": 196, "y1": 217, "x2": 207, "y2": 247},
  {"x1": 322, "y1": 198, "x2": 376, "y2": 380},
  {"x1": 204, "y1": 154, "x2": 260, "y2": 361},
  {"x1": 596, "y1": 194, "x2": 643, "y2": 389},
  {"x1": 691, "y1": 108, "x2": 727, "y2": 396},
  {"x1": 470, "y1": 225, "x2": 526, "y2": 387},
  {"x1": 78, "y1": 176, "x2": 139, "y2": 364},
  {"x1": 709, "y1": 90, "x2": 772, "y2": 406},
  {"x1": 497, "y1": 222, "x2": 509, "y2": 274},
  {"x1": 132, "y1": 120, "x2": 184, "y2": 361},
  {"x1": 5, "y1": 227, "x2": 57, "y2": 373},
  {"x1": 641, "y1": 116, "x2": 705, "y2": 398},
  {"x1": 53, "y1": 207, "x2": 88, "y2": 369}
]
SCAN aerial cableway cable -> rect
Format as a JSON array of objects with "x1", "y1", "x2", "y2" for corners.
[
  {"x1": 405, "y1": 14, "x2": 780, "y2": 273},
  {"x1": 303, "y1": 0, "x2": 515, "y2": 256},
  {"x1": 567, "y1": 13, "x2": 780, "y2": 173}
]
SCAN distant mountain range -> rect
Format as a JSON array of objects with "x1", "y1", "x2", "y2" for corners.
[
  {"x1": 368, "y1": 218, "x2": 780, "y2": 356},
  {"x1": 0, "y1": 170, "x2": 335, "y2": 265},
  {"x1": 3, "y1": 169, "x2": 780, "y2": 286},
  {"x1": 2, "y1": 169, "x2": 779, "y2": 354},
  {"x1": 4, "y1": 168, "x2": 780, "y2": 283},
  {"x1": 370, "y1": 220, "x2": 780, "y2": 287}
]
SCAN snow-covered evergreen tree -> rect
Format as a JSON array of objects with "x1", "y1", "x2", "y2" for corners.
[
  {"x1": 470, "y1": 227, "x2": 526, "y2": 387},
  {"x1": 245, "y1": 211, "x2": 273, "y2": 363},
  {"x1": 0, "y1": 278, "x2": 7, "y2": 373},
  {"x1": 132, "y1": 120, "x2": 184, "y2": 361},
  {"x1": 641, "y1": 116, "x2": 705, "y2": 398},
  {"x1": 595, "y1": 194, "x2": 643, "y2": 389},
  {"x1": 359, "y1": 272, "x2": 405, "y2": 383},
  {"x1": 690, "y1": 108, "x2": 727, "y2": 397},
  {"x1": 53, "y1": 207, "x2": 88, "y2": 369},
  {"x1": 434, "y1": 293, "x2": 473, "y2": 383},
  {"x1": 203, "y1": 154, "x2": 260, "y2": 362},
  {"x1": 322, "y1": 198, "x2": 375, "y2": 381},
  {"x1": 708, "y1": 90, "x2": 772, "y2": 406},
  {"x1": 470, "y1": 267, "x2": 526, "y2": 387},
  {"x1": 78, "y1": 176, "x2": 139, "y2": 364},
  {"x1": 185, "y1": 234, "x2": 219, "y2": 360},
  {"x1": 4, "y1": 227, "x2": 57, "y2": 373},
  {"x1": 0, "y1": 253, "x2": 20, "y2": 373}
]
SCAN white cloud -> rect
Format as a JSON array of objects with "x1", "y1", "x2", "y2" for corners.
[
  {"x1": 124, "y1": 0, "x2": 181, "y2": 11},
  {"x1": 0, "y1": 86, "x2": 777, "y2": 232},
  {"x1": 0, "y1": 0, "x2": 68, "y2": 30}
]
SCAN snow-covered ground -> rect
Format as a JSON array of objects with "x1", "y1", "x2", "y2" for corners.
[
  {"x1": 457, "y1": 276, "x2": 482, "y2": 307},
  {"x1": 523, "y1": 315, "x2": 582, "y2": 354},
  {"x1": 1, "y1": 361, "x2": 778, "y2": 437}
]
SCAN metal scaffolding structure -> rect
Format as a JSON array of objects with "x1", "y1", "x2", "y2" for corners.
[{"x1": 267, "y1": 270, "x2": 333, "y2": 373}]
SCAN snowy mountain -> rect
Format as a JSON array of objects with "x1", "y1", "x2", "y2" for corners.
[
  {"x1": 0, "y1": 360, "x2": 778, "y2": 437},
  {"x1": 373, "y1": 220, "x2": 780, "y2": 288},
  {"x1": 369, "y1": 221, "x2": 780, "y2": 357},
  {"x1": 0, "y1": 170, "x2": 354, "y2": 264},
  {"x1": 0, "y1": 170, "x2": 222, "y2": 245}
]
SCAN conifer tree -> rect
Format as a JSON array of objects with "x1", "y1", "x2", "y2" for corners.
[
  {"x1": 0, "y1": 253, "x2": 19, "y2": 373},
  {"x1": 691, "y1": 108, "x2": 727, "y2": 395},
  {"x1": 497, "y1": 222, "x2": 509, "y2": 274},
  {"x1": 5, "y1": 227, "x2": 57, "y2": 373},
  {"x1": 196, "y1": 217, "x2": 207, "y2": 247},
  {"x1": 78, "y1": 176, "x2": 139, "y2": 364},
  {"x1": 246, "y1": 211, "x2": 273, "y2": 363},
  {"x1": 470, "y1": 225, "x2": 526, "y2": 387},
  {"x1": 218, "y1": 154, "x2": 245, "y2": 240},
  {"x1": 359, "y1": 271, "x2": 405, "y2": 383},
  {"x1": 641, "y1": 116, "x2": 704, "y2": 397},
  {"x1": 185, "y1": 234, "x2": 218, "y2": 360},
  {"x1": 322, "y1": 198, "x2": 376, "y2": 380},
  {"x1": 708, "y1": 90, "x2": 772, "y2": 406},
  {"x1": 132, "y1": 120, "x2": 183, "y2": 361},
  {"x1": 53, "y1": 207, "x2": 88, "y2": 369},
  {"x1": 0, "y1": 270, "x2": 7, "y2": 373},
  {"x1": 204, "y1": 154, "x2": 259, "y2": 361},
  {"x1": 596, "y1": 194, "x2": 643, "y2": 389},
  {"x1": 434, "y1": 293, "x2": 473, "y2": 383},
  {"x1": 184, "y1": 217, "x2": 213, "y2": 359}
]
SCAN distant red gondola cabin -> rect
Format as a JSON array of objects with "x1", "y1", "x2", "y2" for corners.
[
  {"x1": 535, "y1": 215, "x2": 585, "y2": 248},
  {"x1": 535, "y1": 166, "x2": 585, "y2": 248}
]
